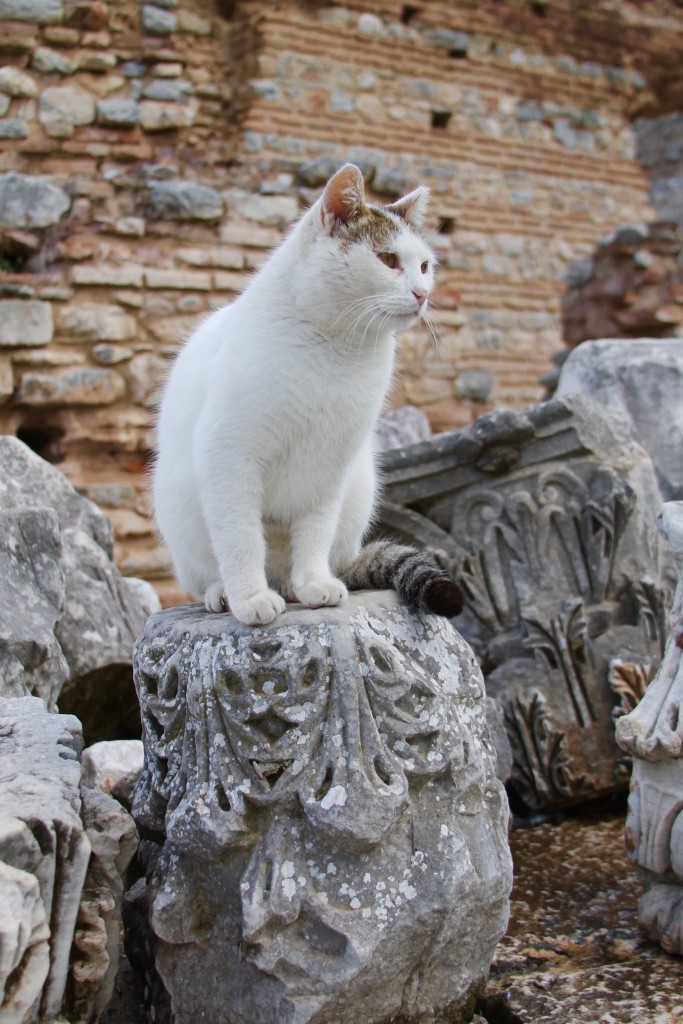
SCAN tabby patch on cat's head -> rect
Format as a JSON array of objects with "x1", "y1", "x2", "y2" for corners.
[{"x1": 319, "y1": 162, "x2": 430, "y2": 250}]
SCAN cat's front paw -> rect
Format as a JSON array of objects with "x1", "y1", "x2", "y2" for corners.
[
  {"x1": 231, "y1": 589, "x2": 286, "y2": 626},
  {"x1": 292, "y1": 576, "x2": 348, "y2": 609},
  {"x1": 204, "y1": 582, "x2": 229, "y2": 613}
]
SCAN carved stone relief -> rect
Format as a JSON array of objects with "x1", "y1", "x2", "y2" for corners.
[
  {"x1": 379, "y1": 396, "x2": 672, "y2": 811},
  {"x1": 616, "y1": 500, "x2": 683, "y2": 955},
  {"x1": 130, "y1": 593, "x2": 512, "y2": 1024}
]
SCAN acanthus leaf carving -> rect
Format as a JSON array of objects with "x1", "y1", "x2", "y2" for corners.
[{"x1": 504, "y1": 688, "x2": 588, "y2": 809}]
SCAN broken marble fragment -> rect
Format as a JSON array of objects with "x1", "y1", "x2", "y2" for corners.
[{"x1": 617, "y1": 500, "x2": 683, "y2": 955}]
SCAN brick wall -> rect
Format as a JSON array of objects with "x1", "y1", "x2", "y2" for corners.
[{"x1": 0, "y1": 0, "x2": 681, "y2": 603}]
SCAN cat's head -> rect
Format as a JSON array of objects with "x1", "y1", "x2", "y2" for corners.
[{"x1": 303, "y1": 163, "x2": 436, "y2": 339}]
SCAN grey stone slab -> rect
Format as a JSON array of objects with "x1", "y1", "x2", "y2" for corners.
[
  {"x1": 0, "y1": 437, "x2": 160, "y2": 737},
  {"x1": 96, "y1": 99, "x2": 141, "y2": 127},
  {"x1": 0, "y1": 172, "x2": 70, "y2": 230},
  {"x1": 0, "y1": 298, "x2": 53, "y2": 346},
  {"x1": 17, "y1": 366, "x2": 126, "y2": 405},
  {"x1": 129, "y1": 593, "x2": 512, "y2": 1024},
  {"x1": 557, "y1": 337, "x2": 683, "y2": 500},
  {"x1": 379, "y1": 395, "x2": 673, "y2": 812},
  {"x1": 0, "y1": 0, "x2": 62, "y2": 22},
  {"x1": 0, "y1": 507, "x2": 68, "y2": 708},
  {"x1": 147, "y1": 180, "x2": 223, "y2": 221},
  {"x1": 141, "y1": 4, "x2": 176, "y2": 35}
]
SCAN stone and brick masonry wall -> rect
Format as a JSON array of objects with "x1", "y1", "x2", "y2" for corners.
[{"x1": 0, "y1": 0, "x2": 681, "y2": 603}]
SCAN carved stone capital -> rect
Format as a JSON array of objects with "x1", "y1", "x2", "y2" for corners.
[
  {"x1": 130, "y1": 592, "x2": 512, "y2": 1024},
  {"x1": 380, "y1": 398, "x2": 673, "y2": 810}
]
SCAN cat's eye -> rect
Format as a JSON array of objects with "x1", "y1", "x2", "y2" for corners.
[
  {"x1": 421, "y1": 261, "x2": 429, "y2": 274},
  {"x1": 378, "y1": 251, "x2": 399, "y2": 270}
]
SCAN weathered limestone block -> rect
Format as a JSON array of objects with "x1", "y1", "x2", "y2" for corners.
[
  {"x1": 96, "y1": 98, "x2": 140, "y2": 127},
  {"x1": 139, "y1": 100, "x2": 196, "y2": 132},
  {"x1": 0, "y1": 119, "x2": 29, "y2": 139},
  {"x1": 557, "y1": 338, "x2": 683, "y2": 499},
  {"x1": 0, "y1": 696, "x2": 139, "y2": 1023},
  {"x1": 0, "y1": 298, "x2": 53, "y2": 346},
  {"x1": 141, "y1": 4, "x2": 176, "y2": 35},
  {"x1": 377, "y1": 404, "x2": 431, "y2": 451},
  {"x1": 57, "y1": 303, "x2": 137, "y2": 343},
  {"x1": 17, "y1": 366, "x2": 126, "y2": 405},
  {"x1": 31, "y1": 44, "x2": 73, "y2": 74},
  {"x1": 0, "y1": 506, "x2": 68, "y2": 707},
  {"x1": 616, "y1": 501, "x2": 683, "y2": 955},
  {"x1": 379, "y1": 396, "x2": 672, "y2": 811},
  {"x1": 82, "y1": 739, "x2": 144, "y2": 809},
  {"x1": 0, "y1": 437, "x2": 159, "y2": 736},
  {"x1": 147, "y1": 179, "x2": 224, "y2": 221},
  {"x1": 0, "y1": 66, "x2": 37, "y2": 97},
  {"x1": 130, "y1": 594, "x2": 512, "y2": 1024},
  {"x1": 0, "y1": 696, "x2": 90, "y2": 1022},
  {"x1": 0, "y1": 171, "x2": 70, "y2": 229},
  {"x1": 0, "y1": 0, "x2": 62, "y2": 23},
  {"x1": 39, "y1": 85, "x2": 96, "y2": 137}
]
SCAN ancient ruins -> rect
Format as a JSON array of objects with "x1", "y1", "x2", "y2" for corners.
[
  {"x1": 1, "y1": 0, "x2": 683, "y2": 601},
  {"x1": 2, "y1": 2, "x2": 683, "y2": 1023}
]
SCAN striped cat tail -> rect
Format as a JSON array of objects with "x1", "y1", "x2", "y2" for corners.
[{"x1": 342, "y1": 540, "x2": 465, "y2": 618}]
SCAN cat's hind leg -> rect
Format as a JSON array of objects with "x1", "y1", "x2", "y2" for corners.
[
  {"x1": 330, "y1": 443, "x2": 377, "y2": 576},
  {"x1": 198, "y1": 460, "x2": 285, "y2": 626}
]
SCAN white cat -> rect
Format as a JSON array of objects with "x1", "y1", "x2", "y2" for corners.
[{"x1": 153, "y1": 163, "x2": 463, "y2": 626}]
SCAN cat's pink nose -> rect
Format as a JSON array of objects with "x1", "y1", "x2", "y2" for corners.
[{"x1": 412, "y1": 290, "x2": 427, "y2": 307}]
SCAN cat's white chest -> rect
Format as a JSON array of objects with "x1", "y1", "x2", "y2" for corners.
[{"x1": 256, "y1": 343, "x2": 393, "y2": 518}]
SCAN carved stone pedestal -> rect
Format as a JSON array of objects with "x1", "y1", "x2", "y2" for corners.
[
  {"x1": 617, "y1": 501, "x2": 683, "y2": 955},
  {"x1": 130, "y1": 592, "x2": 512, "y2": 1024}
]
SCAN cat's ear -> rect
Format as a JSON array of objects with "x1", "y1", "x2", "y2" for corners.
[
  {"x1": 320, "y1": 163, "x2": 365, "y2": 234},
  {"x1": 386, "y1": 186, "x2": 430, "y2": 230}
]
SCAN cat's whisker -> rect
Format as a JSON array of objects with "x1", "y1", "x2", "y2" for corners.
[
  {"x1": 360, "y1": 304, "x2": 394, "y2": 352},
  {"x1": 346, "y1": 306, "x2": 378, "y2": 353},
  {"x1": 423, "y1": 310, "x2": 442, "y2": 358},
  {"x1": 334, "y1": 293, "x2": 387, "y2": 330},
  {"x1": 347, "y1": 300, "x2": 387, "y2": 353},
  {"x1": 375, "y1": 309, "x2": 395, "y2": 349}
]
